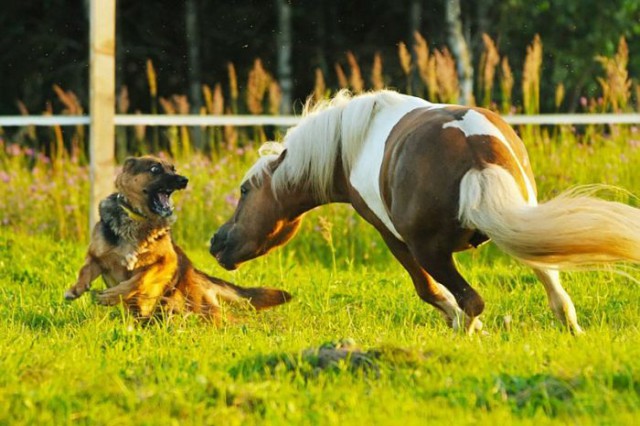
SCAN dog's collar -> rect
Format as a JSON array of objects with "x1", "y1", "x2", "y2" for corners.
[{"x1": 116, "y1": 194, "x2": 147, "y2": 222}]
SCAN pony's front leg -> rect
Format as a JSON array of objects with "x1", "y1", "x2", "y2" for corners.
[
  {"x1": 433, "y1": 282, "x2": 483, "y2": 333},
  {"x1": 533, "y1": 269, "x2": 583, "y2": 334},
  {"x1": 380, "y1": 233, "x2": 481, "y2": 334}
]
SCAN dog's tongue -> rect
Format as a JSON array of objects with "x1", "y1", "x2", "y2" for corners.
[{"x1": 157, "y1": 192, "x2": 171, "y2": 210}]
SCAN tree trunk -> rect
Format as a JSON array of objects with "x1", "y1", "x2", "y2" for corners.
[
  {"x1": 185, "y1": 0, "x2": 203, "y2": 148},
  {"x1": 445, "y1": 0, "x2": 474, "y2": 105},
  {"x1": 276, "y1": 0, "x2": 293, "y2": 114}
]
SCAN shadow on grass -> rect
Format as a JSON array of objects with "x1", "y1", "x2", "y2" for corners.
[
  {"x1": 436, "y1": 373, "x2": 582, "y2": 418},
  {"x1": 229, "y1": 339, "x2": 433, "y2": 380}
]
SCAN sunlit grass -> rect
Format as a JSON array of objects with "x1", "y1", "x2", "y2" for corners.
[
  {"x1": 1, "y1": 226, "x2": 640, "y2": 424},
  {"x1": 1, "y1": 127, "x2": 640, "y2": 423}
]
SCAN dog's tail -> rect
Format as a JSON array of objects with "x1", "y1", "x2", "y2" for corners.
[
  {"x1": 205, "y1": 274, "x2": 292, "y2": 310},
  {"x1": 458, "y1": 164, "x2": 640, "y2": 269}
]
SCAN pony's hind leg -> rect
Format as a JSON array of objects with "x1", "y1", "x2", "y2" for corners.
[{"x1": 533, "y1": 268, "x2": 583, "y2": 334}]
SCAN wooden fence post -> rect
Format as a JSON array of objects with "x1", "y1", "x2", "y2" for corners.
[{"x1": 89, "y1": 0, "x2": 116, "y2": 229}]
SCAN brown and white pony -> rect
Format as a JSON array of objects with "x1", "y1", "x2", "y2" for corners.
[{"x1": 210, "y1": 90, "x2": 640, "y2": 334}]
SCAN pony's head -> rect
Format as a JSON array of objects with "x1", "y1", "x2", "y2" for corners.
[
  {"x1": 210, "y1": 91, "x2": 363, "y2": 270},
  {"x1": 210, "y1": 145, "x2": 305, "y2": 270}
]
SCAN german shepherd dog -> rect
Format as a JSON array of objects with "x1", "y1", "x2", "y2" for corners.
[{"x1": 64, "y1": 156, "x2": 291, "y2": 320}]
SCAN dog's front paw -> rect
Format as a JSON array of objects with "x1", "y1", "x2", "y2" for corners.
[
  {"x1": 64, "y1": 288, "x2": 82, "y2": 301},
  {"x1": 95, "y1": 288, "x2": 125, "y2": 306}
]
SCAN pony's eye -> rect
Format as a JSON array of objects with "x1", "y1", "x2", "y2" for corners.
[
  {"x1": 150, "y1": 165, "x2": 162, "y2": 174},
  {"x1": 240, "y1": 185, "x2": 249, "y2": 197}
]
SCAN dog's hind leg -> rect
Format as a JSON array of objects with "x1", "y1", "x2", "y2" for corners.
[
  {"x1": 65, "y1": 256, "x2": 101, "y2": 300},
  {"x1": 178, "y1": 275, "x2": 226, "y2": 323},
  {"x1": 533, "y1": 268, "x2": 583, "y2": 334},
  {"x1": 203, "y1": 290, "x2": 225, "y2": 324}
]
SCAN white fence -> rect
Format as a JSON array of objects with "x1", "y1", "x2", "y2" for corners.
[{"x1": 1, "y1": 113, "x2": 640, "y2": 127}]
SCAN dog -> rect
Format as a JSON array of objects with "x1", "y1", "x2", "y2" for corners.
[{"x1": 64, "y1": 156, "x2": 291, "y2": 320}]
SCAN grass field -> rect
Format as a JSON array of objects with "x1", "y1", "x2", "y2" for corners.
[{"x1": 1, "y1": 127, "x2": 640, "y2": 424}]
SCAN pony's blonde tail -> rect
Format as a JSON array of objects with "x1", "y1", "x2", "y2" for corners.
[{"x1": 458, "y1": 164, "x2": 640, "y2": 269}]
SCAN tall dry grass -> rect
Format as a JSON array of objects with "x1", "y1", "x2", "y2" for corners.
[
  {"x1": 522, "y1": 34, "x2": 543, "y2": 115},
  {"x1": 398, "y1": 41, "x2": 412, "y2": 95},
  {"x1": 227, "y1": 62, "x2": 239, "y2": 115},
  {"x1": 146, "y1": 59, "x2": 160, "y2": 152},
  {"x1": 334, "y1": 63, "x2": 348, "y2": 89},
  {"x1": 246, "y1": 59, "x2": 272, "y2": 143},
  {"x1": 371, "y1": 52, "x2": 385, "y2": 91},
  {"x1": 158, "y1": 95, "x2": 191, "y2": 159},
  {"x1": 434, "y1": 48, "x2": 459, "y2": 104},
  {"x1": 500, "y1": 57, "x2": 514, "y2": 114},
  {"x1": 413, "y1": 32, "x2": 437, "y2": 102},
  {"x1": 313, "y1": 68, "x2": 327, "y2": 104},
  {"x1": 346, "y1": 51, "x2": 364, "y2": 94},
  {"x1": 596, "y1": 37, "x2": 631, "y2": 113},
  {"x1": 479, "y1": 33, "x2": 500, "y2": 108},
  {"x1": 5, "y1": 32, "x2": 639, "y2": 161},
  {"x1": 411, "y1": 32, "x2": 459, "y2": 104}
]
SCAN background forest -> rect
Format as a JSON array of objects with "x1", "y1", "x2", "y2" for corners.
[{"x1": 2, "y1": 0, "x2": 640, "y2": 120}]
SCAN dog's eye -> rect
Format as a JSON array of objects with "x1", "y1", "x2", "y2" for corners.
[{"x1": 150, "y1": 165, "x2": 162, "y2": 174}]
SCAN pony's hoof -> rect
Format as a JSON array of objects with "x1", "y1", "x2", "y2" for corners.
[
  {"x1": 466, "y1": 316, "x2": 483, "y2": 335},
  {"x1": 570, "y1": 324, "x2": 585, "y2": 336},
  {"x1": 451, "y1": 314, "x2": 483, "y2": 335}
]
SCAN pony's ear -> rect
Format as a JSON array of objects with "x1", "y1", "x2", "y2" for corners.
[{"x1": 270, "y1": 149, "x2": 287, "y2": 171}]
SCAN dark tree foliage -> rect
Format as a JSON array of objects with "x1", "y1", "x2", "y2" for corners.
[
  {"x1": 0, "y1": 0, "x2": 638, "y2": 115},
  {"x1": 0, "y1": 1, "x2": 89, "y2": 115}
]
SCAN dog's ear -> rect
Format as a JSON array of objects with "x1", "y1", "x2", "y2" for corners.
[{"x1": 122, "y1": 157, "x2": 137, "y2": 172}]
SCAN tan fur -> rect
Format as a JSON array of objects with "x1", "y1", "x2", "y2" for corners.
[{"x1": 66, "y1": 156, "x2": 291, "y2": 319}]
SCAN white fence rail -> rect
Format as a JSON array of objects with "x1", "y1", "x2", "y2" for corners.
[{"x1": 1, "y1": 113, "x2": 640, "y2": 127}]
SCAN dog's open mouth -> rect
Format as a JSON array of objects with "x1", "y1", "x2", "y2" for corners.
[{"x1": 150, "y1": 189, "x2": 175, "y2": 217}]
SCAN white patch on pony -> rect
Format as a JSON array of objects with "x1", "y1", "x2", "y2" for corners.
[
  {"x1": 443, "y1": 109, "x2": 537, "y2": 206},
  {"x1": 349, "y1": 95, "x2": 442, "y2": 241}
]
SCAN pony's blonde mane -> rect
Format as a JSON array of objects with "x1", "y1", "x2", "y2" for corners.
[{"x1": 243, "y1": 89, "x2": 410, "y2": 201}]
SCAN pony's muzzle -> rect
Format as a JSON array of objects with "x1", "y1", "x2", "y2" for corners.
[{"x1": 209, "y1": 232, "x2": 226, "y2": 256}]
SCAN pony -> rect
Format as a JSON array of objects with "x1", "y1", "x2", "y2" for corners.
[{"x1": 210, "y1": 89, "x2": 640, "y2": 334}]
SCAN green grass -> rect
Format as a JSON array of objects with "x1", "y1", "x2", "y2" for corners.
[{"x1": 1, "y1": 127, "x2": 640, "y2": 424}]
